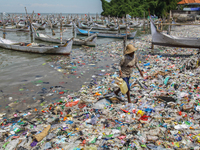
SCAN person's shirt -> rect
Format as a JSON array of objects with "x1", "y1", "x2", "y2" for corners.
[{"x1": 119, "y1": 53, "x2": 140, "y2": 78}]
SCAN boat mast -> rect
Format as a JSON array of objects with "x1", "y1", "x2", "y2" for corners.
[
  {"x1": 3, "y1": 13, "x2": 6, "y2": 39},
  {"x1": 24, "y1": 7, "x2": 33, "y2": 36}
]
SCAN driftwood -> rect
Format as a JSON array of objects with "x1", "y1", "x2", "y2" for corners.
[
  {"x1": 34, "y1": 125, "x2": 51, "y2": 142},
  {"x1": 150, "y1": 71, "x2": 171, "y2": 79}
]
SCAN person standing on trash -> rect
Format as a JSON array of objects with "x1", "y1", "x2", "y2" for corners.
[{"x1": 114, "y1": 44, "x2": 143, "y2": 103}]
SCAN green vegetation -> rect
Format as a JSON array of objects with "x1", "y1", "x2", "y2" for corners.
[{"x1": 101, "y1": 0, "x2": 181, "y2": 18}]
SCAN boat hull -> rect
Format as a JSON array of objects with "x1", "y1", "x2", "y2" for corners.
[
  {"x1": 150, "y1": 20, "x2": 200, "y2": 48},
  {"x1": 0, "y1": 38, "x2": 73, "y2": 55},
  {"x1": 35, "y1": 33, "x2": 96, "y2": 47},
  {"x1": 76, "y1": 27, "x2": 136, "y2": 39},
  {"x1": 78, "y1": 22, "x2": 118, "y2": 31},
  {"x1": 63, "y1": 22, "x2": 73, "y2": 27},
  {"x1": 0, "y1": 28, "x2": 30, "y2": 32}
]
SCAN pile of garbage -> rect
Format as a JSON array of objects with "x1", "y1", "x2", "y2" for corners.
[
  {"x1": 1, "y1": 49, "x2": 200, "y2": 149},
  {"x1": 1, "y1": 25, "x2": 200, "y2": 150}
]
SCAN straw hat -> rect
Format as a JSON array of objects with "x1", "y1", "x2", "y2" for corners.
[{"x1": 125, "y1": 44, "x2": 138, "y2": 55}]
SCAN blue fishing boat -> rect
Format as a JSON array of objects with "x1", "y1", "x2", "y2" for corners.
[{"x1": 75, "y1": 25, "x2": 137, "y2": 39}]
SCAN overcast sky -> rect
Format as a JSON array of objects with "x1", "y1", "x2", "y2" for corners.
[{"x1": 0, "y1": 0, "x2": 103, "y2": 14}]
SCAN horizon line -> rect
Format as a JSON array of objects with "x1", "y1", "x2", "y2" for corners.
[{"x1": 0, "y1": 12, "x2": 102, "y2": 14}]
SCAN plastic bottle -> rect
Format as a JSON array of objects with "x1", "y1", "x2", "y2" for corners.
[
  {"x1": 125, "y1": 113, "x2": 132, "y2": 122},
  {"x1": 144, "y1": 62, "x2": 150, "y2": 66},
  {"x1": 115, "y1": 77, "x2": 128, "y2": 94}
]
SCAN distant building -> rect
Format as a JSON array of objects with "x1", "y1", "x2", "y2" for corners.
[
  {"x1": 178, "y1": 0, "x2": 200, "y2": 13},
  {"x1": 178, "y1": 0, "x2": 200, "y2": 5},
  {"x1": 171, "y1": 0, "x2": 200, "y2": 21}
]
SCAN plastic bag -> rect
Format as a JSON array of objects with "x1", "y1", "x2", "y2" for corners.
[{"x1": 93, "y1": 99, "x2": 110, "y2": 109}]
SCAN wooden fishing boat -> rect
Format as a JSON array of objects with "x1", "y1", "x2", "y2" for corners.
[
  {"x1": 119, "y1": 24, "x2": 127, "y2": 29},
  {"x1": 53, "y1": 22, "x2": 59, "y2": 28},
  {"x1": 150, "y1": 20, "x2": 200, "y2": 48},
  {"x1": 78, "y1": 21, "x2": 118, "y2": 31},
  {"x1": 0, "y1": 26, "x2": 30, "y2": 32},
  {"x1": 16, "y1": 21, "x2": 26, "y2": 28},
  {"x1": 47, "y1": 22, "x2": 59, "y2": 28},
  {"x1": 73, "y1": 35, "x2": 97, "y2": 47},
  {"x1": 35, "y1": 32, "x2": 97, "y2": 47},
  {"x1": 135, "y1": 22, "x2": 144, "y2": 28},
  {"x1": 93, "y1": 23, "x2": 119, "y2": 31},
  {"x1": 0, "y1": 26, "x2": 21, "y2": 32},
  {"x1": 78, "y1": 22, "x2": 90, "y2": 29},
  {"x1": 0, "y1": 37, "x2": 73, "y2": 55},
  {"x1": 32, "y1": 23, "x2": 46, "y2": 30},
  {"x1": 63, "y1": 22, "x2": 73, "y2": 27},
  {"x1": 17, "y1": 26, "x2": 30, "y2": 32},
  {"x1": 75, "y1": 25, "x2": 137, "y2": 39},
  {"x1": 129, "y1": 22, "x2": 141, "y2": 28}
]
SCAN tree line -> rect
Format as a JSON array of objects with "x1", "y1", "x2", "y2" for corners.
[{"x1": 101, "y1": 0, "x2": 181, "y2": 18}]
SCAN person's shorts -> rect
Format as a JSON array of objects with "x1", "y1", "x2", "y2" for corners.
[{"x1": 122, "y1": 77, "x2": 130, "y2": 91}]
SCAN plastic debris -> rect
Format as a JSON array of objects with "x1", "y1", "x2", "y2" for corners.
[{"x1": 1, "y1": 23, "x2": 200, "y2": 150}]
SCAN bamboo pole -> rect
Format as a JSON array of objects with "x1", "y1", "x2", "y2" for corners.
[
  {"x1": 143, "y1": 11, "x2": 145, "y2": 32},
  {"x1": 11, "y1": 14, "x2": 14, "y2": 26},
  {"x1": 59, "y1": 13, "x2": 63, "y2": 44},
  {"x1": 123, "y1": 23, "x2": 128, "y2": 55},
  {"x1": 96, "y1": 13, "x2": 97, "y2": 23},
  {"x1": 2, "y1": 13, "x2": 6, "y2": 39},
  {"x1": 125, "y1": 23, "x2": 128, "y2": 41},
  {"x1": 170, "y1": 10, "x2": 172, "y2": 19},
  {"x1": 88, "y1": 27, "x2": 93, "y2": 37},
  {"x1": 117, "y1": 17, "x2": 120, "y2": 34},
  {"x1": 167, "y1": 15, "x2": 169, "y2": 23},
  {"x1": 156, "y1": 24, "x2": 159, "y2": 30},
  {"x1": 123, "y1": 37, "x2": 126, "y2": 55},
  {"x1": 24, "y1": 7, "x2": 33, "y2": 36},
  {"x1": 167, "y1": 15, "x2": 170, "y2": 34},
  {"x1": 151, "y1": 43, "x2": 154, "y2": 53},
  {"x1": 147, "y1": 20, "x2": 150, "y2": 29},
  {"x1": 3, "y1": 24, "x2": 6, "y2": 39},
  {"x1": 1, "y1": 13, "x2": 3, "y2": 25}
]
